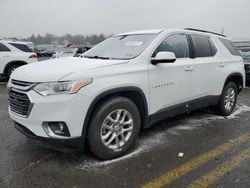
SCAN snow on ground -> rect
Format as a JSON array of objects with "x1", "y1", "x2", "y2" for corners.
[{"x1": 77, "y1": 103, "x2": 250, "y2": 170}]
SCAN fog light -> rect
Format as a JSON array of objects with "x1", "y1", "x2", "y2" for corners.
[{"x1": 42, "y1": 122, "x2": 70, "y2": 138}]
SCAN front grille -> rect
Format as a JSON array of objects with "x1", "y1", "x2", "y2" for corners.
[
  {"x1": 9, "y1": 90, "x2": 32, "y2": 117},
  {"x1": 11, "y1": 79, "x2": 34, "y2": 87}
]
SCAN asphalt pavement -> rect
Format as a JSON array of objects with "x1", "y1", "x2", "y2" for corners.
[{"x1": 0, "y1": 84, "x2": 250, "y2": 188}]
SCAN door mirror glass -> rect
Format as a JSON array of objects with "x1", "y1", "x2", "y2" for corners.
[{"x1": 151, "y1": 52, "x2": 176, "y2": 65}]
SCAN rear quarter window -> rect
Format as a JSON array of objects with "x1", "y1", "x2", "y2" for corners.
[
  {"x1": 0, "y1": 42, "x2": 11, "y2": 52},
  {"x1": 219, "y1": 38, "x2": 240, "y2": 56},
  {"x1": 9, "y1": 43, "x2": 32, "y2": 52}
]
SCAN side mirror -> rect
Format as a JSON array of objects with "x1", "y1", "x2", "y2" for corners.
[{"x1": 151, "y1": 52, "x2": 176, "y2": 65}]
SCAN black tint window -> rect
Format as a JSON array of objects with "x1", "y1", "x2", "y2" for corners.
[
  {"x1": 191, "y1": 35, "x2": 212, "y2": 57},
  {"x1": 219, "y1": 38, "x2": 240, "y2": 56},
  {"x1": 153, "y1": 34, "x2": 189, "y2": 58},
  {"x1": 9, "y1": 43, "x2": 32, "y2": 52},
  {"x1": 0, "y1": 42, "x2": 10, "y2": 52}
]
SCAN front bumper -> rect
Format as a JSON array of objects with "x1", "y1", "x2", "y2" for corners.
[
  {"x1": 9, "y1": 88, "x2": 92, "y2": 151},
  {"x1": 14, "y1": 122, "x2": 84, "y2": 152}
]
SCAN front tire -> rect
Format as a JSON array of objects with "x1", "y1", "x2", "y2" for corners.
[
  {"x1": 217, "y1": 82, "x2": 238, "y2": 116},
  {"x1": 87, "y1": 97, "x2": 141, "y2": 160}
]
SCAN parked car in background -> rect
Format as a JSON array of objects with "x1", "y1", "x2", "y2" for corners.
[
  {"x1": 0, "y1": 40, "x2": 38, "y2": 78},
  {"x1": 238, "y1": 47, "x2": 250, "y2": 82},
  {"x1": 33, "y1": 47, "x2": 45, "y2": 57},
  {"x1": 52, "y1": 45, "x2": 92, "y2": 58},
  {"x1": 8, "y1": 29, "x2": 245, "y2": 159},
  {"x1": 41, "y1": 49, "x2": 56, "y2": 57},
  {"x1": 33, "y1": 47, "x2": 56, "y2": 58}
]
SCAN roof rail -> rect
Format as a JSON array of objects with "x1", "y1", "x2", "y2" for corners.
[{"x1": 184, "y1": 28, "x2": 226, "y2": 37}]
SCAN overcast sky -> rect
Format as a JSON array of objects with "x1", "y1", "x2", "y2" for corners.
[{"x1": 0, "y1": 0, "x2": 249, "y2": 39}]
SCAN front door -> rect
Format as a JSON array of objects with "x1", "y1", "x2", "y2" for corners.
[{"x1": 148, "y1": 34, "x2": 195, "y2": 115}]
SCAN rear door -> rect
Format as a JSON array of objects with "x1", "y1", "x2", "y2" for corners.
[
  {"x1": 188, "y1": 34, "x2": 222, "y2": 98},
  {"x1": 0, "y1": 42, "x2": 11, "y2": 74}
]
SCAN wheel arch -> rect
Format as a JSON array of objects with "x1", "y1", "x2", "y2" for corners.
[
  {"x1": 81, "y1": 87, "x2": 149, "y2": 139},
  {"x1": 224, "y1": 73, "x2": 244, "y2": 93},
  {"x1": 3, "y1": 61, "x2": 27, "y2": 76}
]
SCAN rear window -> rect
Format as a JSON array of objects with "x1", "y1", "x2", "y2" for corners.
[
  {"x1": 191, "y1": 35, "x2": 213, "y2": 57},
  {"x1": 0, "y1": 42, "x2": 11, "y2": 52},
  {"x1": 9, "y1": 43, "x2": 32, "y2": 52},
  {"x1": 219, "y1": 38, "x2": 240, "y2": 56}
]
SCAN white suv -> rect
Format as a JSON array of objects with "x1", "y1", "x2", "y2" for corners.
[
  {"x1": 8, "y1": 29, "x2": 245, "y2": 159},
  {"x1": 0, "y1": 40, "x2": 38, "y2": 78}
]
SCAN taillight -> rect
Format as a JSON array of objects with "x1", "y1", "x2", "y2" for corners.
[{"x1": 29, "y1": 53, "x2": 37, "y2": 58}]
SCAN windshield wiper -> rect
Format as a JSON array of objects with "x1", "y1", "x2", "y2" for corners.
[{"x1": 83, "y1": 55, "x2": 110, "y2": 60}]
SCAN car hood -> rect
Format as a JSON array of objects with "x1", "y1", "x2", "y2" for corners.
[{"x1": 11, "y1": 57, "x2": 129, "y2": 82}]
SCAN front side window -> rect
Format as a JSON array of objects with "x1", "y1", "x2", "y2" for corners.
[
  {"x1": 153, "y1": 34, "x2": 190, "y2": 58},
  {"x1": 0, "y1": 42, "x2": 11, "y2": 52},
  {"x1": 191, "y1": 35, "x2": 213, "y2": 57},
  {"x1": 84, "y1": 34, "x2": 157, "y2": 60}
]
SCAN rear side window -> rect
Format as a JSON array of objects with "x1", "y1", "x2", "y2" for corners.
[
  {"x1": 9, "y1": 43, "x2": 32, "y2": 52},
  {"x1": 191, "y1": 35, "x2": 213, "y2": 57},
  {"x1": 0, "y1": 42, "x2": 11, "y2": 52},
  {"x1": 219, "y1": 38, "x2": 240, "y2": 56},
  {"x1": 153, "y1": 34, "x2": 190, "y2": 58}
]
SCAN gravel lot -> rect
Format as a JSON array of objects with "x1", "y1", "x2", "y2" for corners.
[{"x1": 0, "y1": 84, "x2": 250, "y2": 188}]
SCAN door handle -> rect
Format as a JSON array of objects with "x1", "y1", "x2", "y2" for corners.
[
  {"x1": 185, "y1": 66, "x2": 194, "y2": 71},
  {"x1": 219, "y1": 63, "x2": 225, "y2": 67}
]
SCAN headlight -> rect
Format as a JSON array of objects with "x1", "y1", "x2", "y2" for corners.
[{"x1": 33, "y1": 79, "x2": 92, "y2": 96}]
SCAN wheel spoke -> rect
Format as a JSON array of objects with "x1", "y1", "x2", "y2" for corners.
[
  {"x1": 120, "y1": 111, "x2": 128, "y2": 124},
  {"x1": 107, "y1": 115, "x2": 116, "y2": 124},
  {"x1": 102, "y1": 131, "x2": 112, "y2": 140},
  {"x1": 106, "y1": 133, "x2": 116, "y2": 146},
  {"x1": 123, "y1": 119, "x2": 133, "y2": 126},
  {"x1": 123, "y1": 126, "x2": 133, "y2": 133},
  {"x1": 103, "y1": 124, "x2": 113, "y2": 131},
  {"x1": 120, "y1": 133, "x2": 126, "y2": 144},
  {"x1": 115, "y1": 109, "x2": 122, "y2": 122}
]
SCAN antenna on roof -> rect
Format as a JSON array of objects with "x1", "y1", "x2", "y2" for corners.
[{"x1": 221, "y1": 27, "x2": 224, "y2": 35}]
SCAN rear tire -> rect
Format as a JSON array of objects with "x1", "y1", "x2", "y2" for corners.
[
  {"x1": 216, "y1": 82, "x2": 238, "y2": 116},
  {"x1": 87, "y1": 97, "x2": 141, "y2": 160},
  {"x1": 6, "y1": 64, "x2": 21, "y2": 78}
]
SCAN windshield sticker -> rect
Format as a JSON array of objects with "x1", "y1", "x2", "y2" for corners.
[{"x1": 125, "y1": 41, "x2": 143, "y2": 46}]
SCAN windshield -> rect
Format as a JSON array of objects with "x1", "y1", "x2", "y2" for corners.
[
  {"x1": 84, "y1": 34, "x2": 157, "y2": 60},
  {"x1": 239, "y1": 49, "x2": 250, "y2": 59}
]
